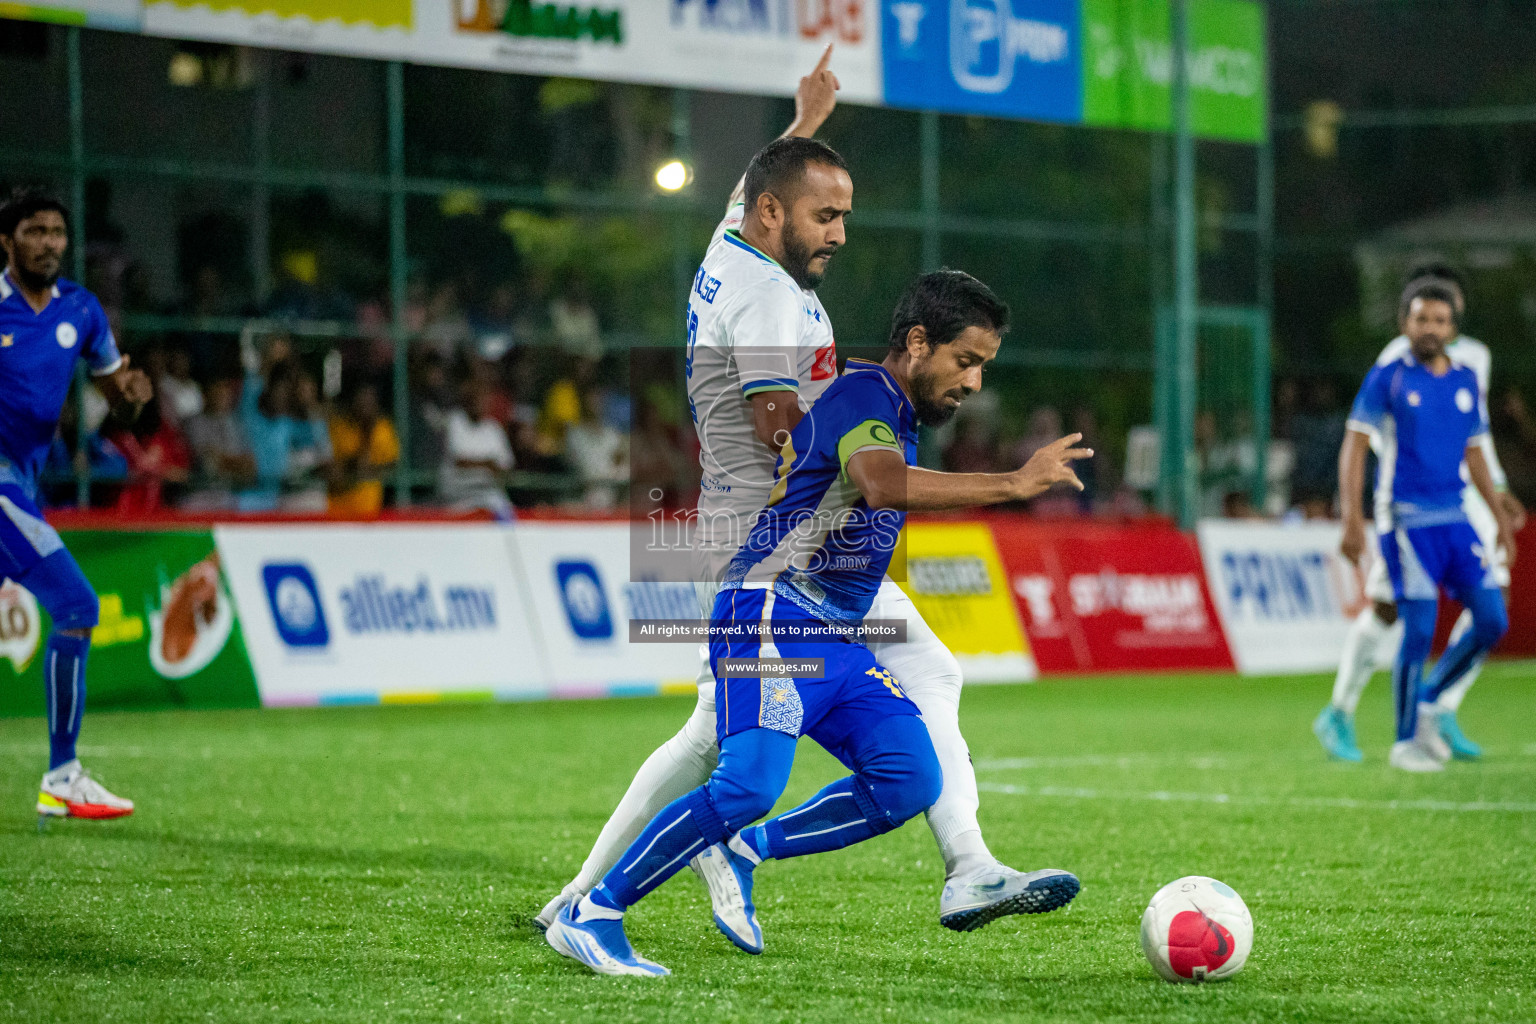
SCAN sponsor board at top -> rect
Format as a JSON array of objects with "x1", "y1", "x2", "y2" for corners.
[
  {"x1": 215, "y1": 524, "x2": 546, "y2": 704},
  {"x1": 882, "y1": 0, "x2": 1083, "y2": 121},
  {"x1": 1195, "y1": 519, "x2": 1395, "y2": 676},
  {"x1": 0, "y1": 0, "x2": 141, "y2": 28},
  {"x1": 141, "y1": 0, "x2": 885, "y2": 103}
]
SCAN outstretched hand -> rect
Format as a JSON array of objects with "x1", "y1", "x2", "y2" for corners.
[
  {"x1": 1011, "y1": 433, "x2": 1093, "y2": 501},
  {"x1": 111, "y1": 353, "x2": 154, "y2": 412},
  {"x1": 793, "y1": 45, "x2": 840, "y2": 136}
]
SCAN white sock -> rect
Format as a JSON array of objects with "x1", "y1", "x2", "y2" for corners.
[
  {"x1": 898, "y1": 671, "x2": 994, "y2": 878},
  {"x1": 1333, "y1": 607, "x2": 1389, "y2": 716},
  {"x1": 574, "y1": 893, "x2": 623, "y2": 922},
  {"x1": 568, "y1": 706, "x2": 718, "y2": 893},
  {"x1": 1435, "y1": 609, "x2": 1481, "y2": 713},
  {"x1": 727, "y1": 832, "x2": 762, "y2": 866},
  {"x1": 43, "y1": 758, "x2": 81, "y2": 783}
]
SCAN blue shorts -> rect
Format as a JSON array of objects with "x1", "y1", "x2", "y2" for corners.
[
  {"x1": 709, "y1": 588, "x2": 921, "y2": 756},
  {"x1": 1379, "y1": 519, "x2": 1499, "y2": 604},
  {"x1": 0, "y1": 481, "x2": 66, "y2": 582}
]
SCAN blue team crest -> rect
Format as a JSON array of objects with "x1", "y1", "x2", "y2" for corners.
[{"x1": 556, "y1": 560, "x2": 614, "y2": 641}]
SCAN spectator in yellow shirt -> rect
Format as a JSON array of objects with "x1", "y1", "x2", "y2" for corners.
[{"x1": 329, "y1": 381, "x2": 399, "y2": 519}]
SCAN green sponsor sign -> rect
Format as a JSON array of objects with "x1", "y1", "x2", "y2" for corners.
[
  {"x1": 1082, "y1": 0, "x2": 1267, "y2": 143},
  {"x1": 0, "y1": 531, "x2": 259, "y2": 717}
]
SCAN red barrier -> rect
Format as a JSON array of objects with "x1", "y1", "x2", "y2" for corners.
[{"x1": 990, "y1": 519, "x2": 1235, "y2": 674}]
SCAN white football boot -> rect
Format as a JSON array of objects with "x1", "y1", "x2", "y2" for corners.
[
  {"x1": 37, "y1": 760, "x2": 134, "y2": 820},
  {"x1": 1389, "y1": 739, "x2": 1445, "y2": 773},
  {"x1": 690, "y1": 841, "x2": 763, "y2": 954},
  {"x1": 940, "y1": 865, "x2": 1081, "y2": 932},
  {"x1": 535, "y1": 887, "x2": 577, "y2": 932},
  {"x1": 1414, "y1": 703, "x2": 1452, "y2": 763}
]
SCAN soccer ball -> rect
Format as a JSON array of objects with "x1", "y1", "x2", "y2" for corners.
[{"x1": 1139, "y1": 876, "x2": 1252, "y2": 983}]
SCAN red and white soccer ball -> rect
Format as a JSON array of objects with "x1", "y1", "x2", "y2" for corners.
[{"x1": 1139, "y1": 876, "x2": 1253, "y2": 983}]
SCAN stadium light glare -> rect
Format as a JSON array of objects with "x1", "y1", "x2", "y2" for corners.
[{"x1": 655, "y1": 159, "x2": 692, "y2": 193}]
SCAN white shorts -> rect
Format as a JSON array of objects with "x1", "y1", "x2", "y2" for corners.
[
  {"x1": 1365, "y1": 491, "x2": 1510, "y2": 603},
  {"x1": 688, "y1": 579, "x2": 956, "y2": 714}
]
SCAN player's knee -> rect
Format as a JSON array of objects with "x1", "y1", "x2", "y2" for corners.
[
  {"x1": 1473, "y1": 603, "x2": 1508, "y2": 646},
  {"x1": 23, "y1": 552, "x2": 98, "y2": 631},
  {"x1": 676, "y1": 705, "x2": 720, "y2": 764},
  {"x1": 1373, "y1": 601, "x2": 1398, "y2": 627},
  {"x1": 705, "y1": 766, "x2": 780, "y2": 831},
  {"x1": 877, "y1": 748, "x2": 944, "y2": 825}
]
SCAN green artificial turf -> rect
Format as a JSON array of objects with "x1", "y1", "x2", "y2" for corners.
[{"x1": 2, "y1": 664, "x2": 1532, "y2": 1024}]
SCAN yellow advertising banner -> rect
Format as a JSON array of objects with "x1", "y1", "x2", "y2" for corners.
[
  {"x1": 153, "y1": 0, "x2": 409, "y2": 28},
  {"x1": 895, "y1": 522, "x2": 1036, "y2": 683}
]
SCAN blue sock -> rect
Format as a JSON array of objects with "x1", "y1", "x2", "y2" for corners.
[
  {"x1": 1393, "y1": 600, "x2": 1436, "y2": 742},
  {"x1": 1421, "y1": 588, "x2": 1508, "y2": 704},
  {"x1": 595, "y1": 787, "x2": 725, "y2": 909},
  {"x1": 758, "y1": 775, "x2": 888, "y2": 860},
  {"x1": 45, "y1": 632, "x2": 90, "y2": 770}
]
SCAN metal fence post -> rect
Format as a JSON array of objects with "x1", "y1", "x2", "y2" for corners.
[
  {"x1": 920, "y1": 109, "x2": 940, "y2": 271},
  {"x1": 387, "y1": 60, "x2": 410, "y2": 507},
  {"x1": 67, "y1": 26, "x2": 90, "y2": 509},
  {"x1": 1171, "y1": 0, "x2": 1199, "y2": 529}
]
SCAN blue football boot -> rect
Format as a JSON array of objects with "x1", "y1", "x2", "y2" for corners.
[
  {"x1": 1437, "y1": 708, "x2": 1483, "y2": 760},
  {"x1": 1312, "y1": 705, "x2": 1363, "y2": 762},
  {"x1": 545, "y1": 901, "x2": 670, "y2": 977},
  {"x1": 691, "y1": 841, "x2": 764, "y2": 954}
]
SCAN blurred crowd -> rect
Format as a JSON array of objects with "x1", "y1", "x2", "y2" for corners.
[
  {"x1": 934, "y1": 374, "x2": 1536, "y2": 523},
  {"x1": 47, "y1": 284, "x2": 700, "y2": 519}
]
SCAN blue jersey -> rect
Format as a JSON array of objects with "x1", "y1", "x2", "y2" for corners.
[
  {"x1": 0, "y1": 271, "x2": 122, "y2": 491},
  {"x1": 721, "y1": 359, "x2": 917, "y2": 625},
  {"x1": 1347, "y1": 350, "x2": 1488, "y2": 529}
]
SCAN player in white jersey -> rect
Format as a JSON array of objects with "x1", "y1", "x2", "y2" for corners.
[
  {"x1": 538, "y1": 50, "x2": 1067, "y2": 942},
  {"x1": 1316, "y1": 264, "x2": 1526, "y2": 761}
]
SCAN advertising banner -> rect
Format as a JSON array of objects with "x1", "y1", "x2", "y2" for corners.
[
  {"x1": 214, "y1": 524, "x2": 546, "y2": 705},
  {"x1": 0, "y1": 0, "x2": 141, "y2": 28},
  {"x1": 509, "y1": 521, "x2": 700, "y2": 695},
  {"x1": 1080, "y1": 0, "x2": 1265, "y2": 142},
  {"x1": 881, "y1": 0, "x2": 1083, "y2": 123},
  {"x1": 1196, "y1": 518, "x2": 1382, "y2": 676},
  {"x1": 895, "y1": 521, "x2": 1037, "y2": 682},
  {"x1": 992, "y1": 519, "x2": 1234, "y2": 674},
  {"x1": 0, "y1": 530, "x2": 259, "y2": 717},
  {"x1": 141, "y1": 0, "x2": 886, "y2": 104}
]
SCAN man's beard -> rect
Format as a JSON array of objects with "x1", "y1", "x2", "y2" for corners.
[
  {"x1": 912, "y1": 369, "x2": 962, "y2": 426},
  {"x1": 15, "y1": 256, "x2": 61, "y2": 291},
  {"x1": 781, "y1": 221, "x2": 836, "y2": 291}
]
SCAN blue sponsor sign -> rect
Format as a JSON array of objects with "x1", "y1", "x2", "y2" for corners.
[
  {"x1": 883, "y1": 0, "x2": 1082, "y2": 122},
  {"x1": 262, "y1": 563, "x2": 330, "y2": 649},
  {"x1": 556, "y1": 560, "x2": 615, "y2": 641}
]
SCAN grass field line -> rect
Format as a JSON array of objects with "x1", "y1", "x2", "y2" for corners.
[
  {"x1": 977, "y1": 781, "x2": 1536, "y2": 814},
  {"x1": 975, "y1": 745, "x2": 1536, "y2": 771}
]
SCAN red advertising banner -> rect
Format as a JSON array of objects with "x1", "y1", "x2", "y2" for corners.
[{"x1": 990, "y1": 519, "x2": 1236, "y2": 674}]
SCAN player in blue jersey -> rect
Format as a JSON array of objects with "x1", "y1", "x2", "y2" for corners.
[
  {"x1": 546, "y1": 270, "x2": 1091, "y2": 976},
  {"x1": 1338, "y1": 279, "x2": 1514, "y2": 773},
  {"x1": 0, "y1": 189, "x2": 153, "y2": 818}
]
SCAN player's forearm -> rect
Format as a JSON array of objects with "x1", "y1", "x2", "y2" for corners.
[
  {"x1": 1464, "y1": 446, "x2": 1505, "y2": 527},
  {"x1": 1477, "y1": 433, "x2": 1510, "y2": 491},
  {"x1": 865, "y1": 466, "x2": 1022, "y2": 512},
  {"x1": 1338, "y1": 431, "x2": 1370, "y2": 526}
]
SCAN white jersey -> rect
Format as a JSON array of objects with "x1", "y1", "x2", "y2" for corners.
[
  {"x1": 686, "y1": 204, "x2": 838, "y2": 582},
  {"x1": 1371, "y1": 335, "x2": 1506, "y2": 531}
]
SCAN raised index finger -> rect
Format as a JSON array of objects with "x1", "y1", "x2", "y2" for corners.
[{"x1": 812, "y1": 43, "x2": 834, "y2": 74}]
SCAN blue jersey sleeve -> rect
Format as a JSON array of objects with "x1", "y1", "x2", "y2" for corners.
[
  {"x1": 1469, "y1": 372, "x2": 1491, "y2": 442},
  {"x1": 1346, "y1": 363, "x2": 1392, "y2": 434},
  {"x1": 82, "y1": 294, "x2": 123, "y2": 376}
]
